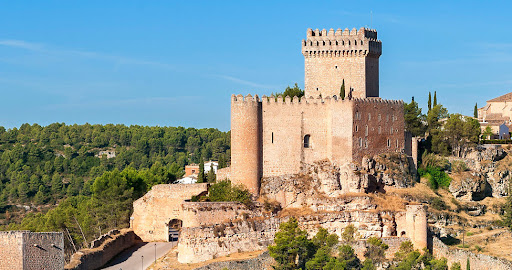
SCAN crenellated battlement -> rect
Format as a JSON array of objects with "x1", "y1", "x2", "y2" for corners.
[
  {"x1": 232, "y1": 94, "x2": 402, "y2": 107},
  {"x1": 302, "y1": 27, "x2": 381, "y2": 57}
]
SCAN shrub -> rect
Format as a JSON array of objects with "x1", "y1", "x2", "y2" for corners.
[
  {"x1": 431, "y1": 197, "x2": 448, "y2": 211},
  {"x1": 419, "y1": 166, "x2": 451, "y2": 190},
  {"x1": 207, "y1": 180, "x2": 252, "y2": 207},
  {"x1": 451, "y1": 160, "x2": 468, "y2": 173}
]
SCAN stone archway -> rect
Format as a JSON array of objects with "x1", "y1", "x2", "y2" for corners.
[{"x1": 167, "y1": 219, "x2": 183, "y2": 242}]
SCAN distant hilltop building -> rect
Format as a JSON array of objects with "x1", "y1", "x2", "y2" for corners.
[
  {"x1": 477, "y1": 92, "x2": 512, "y2": 138},
  {"x1": 224, "y1": 27, "x2": 410, "y2": 195},
  {"x1": 95, "y1": 150, "x2": 116, "y2": 159}
]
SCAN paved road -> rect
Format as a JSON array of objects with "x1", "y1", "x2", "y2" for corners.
[{"x1": 103, "y1": 242, "x2": 175, "y2": 270}]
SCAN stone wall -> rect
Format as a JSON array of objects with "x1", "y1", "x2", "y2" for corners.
[
  {"x1": 131, "y1": 183, "x2": 208, "y2": 242},
  {"x1": 181, "y1": 201, "x2": 256, "y2": 227},
  {"x1": 0, "y1": 231, "x2": 23, "y2": 270},
  {"x1": 216, "y1": 167, "x2": 230, "y2": 181},
  {"x1": 65, "y1": 229, "x2": 138, "y2": 270},
  {"x1": 193, "y1": 251, "x2": 275, "y2": 270},
  {"x1": 432, "y1": 237, "x2": 512, "y2": 270},
  {"x1": 177, "y1": 210, "x2": 415, "y2": 264},
  {"x1": 302, "y1": 27, "x2": 381, "y2": 98},
  {"x1": 0, "y1": 231, "x2": 64, "y2": 270}
]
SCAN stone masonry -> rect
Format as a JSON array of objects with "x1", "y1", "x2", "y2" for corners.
[
  {"x1": 0, "y1": 231, "x2": 64, "y2": 270},
  {"x1": 229, "y1": 27, "x2": 405, "y2": 197}
]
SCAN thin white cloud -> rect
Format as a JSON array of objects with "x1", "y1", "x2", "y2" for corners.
[
  {"x1": 0, "y1": 40, "x2": 43, "y2": 51},
  {"x1": 0, "y1": 39, "x2": 175, "y2": 70},
  {"x1": 216, "y1": 75, "x2": 276, "y2": 89}
]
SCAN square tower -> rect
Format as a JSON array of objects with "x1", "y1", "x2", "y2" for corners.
[{"x1": 302, "y1": 28, "x2": 382, "y2": 99}]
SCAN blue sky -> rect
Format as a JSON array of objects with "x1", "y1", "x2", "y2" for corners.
[{"x1": 1, "y1": 1, "x2": 511, "y2": 131}]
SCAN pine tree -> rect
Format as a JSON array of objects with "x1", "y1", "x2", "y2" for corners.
[
  {"x1": 207, "y1": 166, "x2": 216, "y2": 183},
  {"x1": 197, "y1": 160, "x2": 205, "y2": 183},
  {"x1": 428, "y1": 92, "x2": 432, "y2": 111},
  {"x1": 433, "y1": 91, "x2": 438, "y2": 107},
  {"x1": 340, "y1": 79, "x2": 346, "y2": 100},
  {"x1": 474, "y1": 103, "x2": 478, "y2": 118}
]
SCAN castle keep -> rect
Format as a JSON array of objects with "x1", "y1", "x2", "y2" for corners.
[{"x1": 230, "y1": 27, "x2": 404, "y2": 195}]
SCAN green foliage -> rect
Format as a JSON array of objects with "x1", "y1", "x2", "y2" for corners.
[
  {"x1": 207, "y1": 166, "x2": 216, "y2": 183},
  {"x1": 421, "y1": 153, "x2": 450, "y2": 171},
  {"x1": 431, "y1": 197, "x2": 448, "y2": 211},
  {"x1": 482, "y1": 126, "x2": 494, "y2": 139},
  {"x1": 451, "y1": 160, "x2": 468, "y2": 173},
  {"x1": 404, "y1": 97, "x2": 426, "y2": 137},
  {"x1": 207, "y1": 180, "x2": 252, "y2": 206},
  {"x1": 393, "y1": 242, "x2": 449, "y2": 270},
  {"x1": 428, "y1": 92, "x2": 432, "y2": 111},
  {"x1": 418, "y1": 167, "x2": 451, "y2": 190},
  {"x1": 502, "y1": 194, "x2": 512, "y2": 231},
  {"x1": 4, "y1": 166, "x2": 172, "y2": 251},
  {"x1": 444, "y1": 114, "x2": 480, "y2": 157},
  {"x1": 364, "y1": 236, "x2": 389, "y2": 264},
  {"x1": 362, "y1": 259, "x2": 376, "y2": 270},
  {"x1": 433, "y1": 91, "x2": 438, "y2": 107},
  {"x1": 268, "y1": 217, "x2": 313, "y2": 270},
  {"x1": 197, "y1": 160, "x2": 205, "y2": 183},
  {"x1": 466, "y1": 257, "x2": 470, "y2": 270},
  {"x1": 273, "y1": 83, "x2": 305, "y2": 101},
  {"x1": 451, "y1": 262, "x2": 462, "y2": 270},
  {"x1": 474, "y1": 103, "x2": 478, "y2": 118},
  {"x1": 341, "y1": 224, "x2": 358, "y2": 244},
  {"x1": 340, "y1": 80, "x2": 346, "y2": 100}
]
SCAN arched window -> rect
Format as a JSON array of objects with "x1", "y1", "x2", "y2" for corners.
[
  {"x1": 365, "y1": 125, "x2": 368, "y2": 136},
  {"x1": 272, "y1": 132, "x2": 274, "y2": 144},
  {"x1": 368, "y1": 113, "x2": 371, "y2": 121},
  {"x1": 359, "y1": 138, "x2": 363, "y2": 148},
  {"x1": 304, "y1": 135, "x2": 311, "y2": 148},
  {"x1": 355, "y1": 125, "x2": 358, "y2": 132},
  {"x1": 387, "y1": 139, "x2": 391, "y2": 148},
  {"x1": 390, "y1": 127, "x2": 393, "y2": 134},
  {"x1": 378, "y1": 114, "x2": 381, "y2": 121},
  {"x1": 378, "y1": 126, "x2": 381, "y2": 134}
]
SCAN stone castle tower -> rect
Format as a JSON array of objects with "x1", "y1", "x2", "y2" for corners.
[
  {"x1": 229, "y1": 27, "x2": 404, "y2": 196},
  {"x1": 302, "y1": 28, "x2": 382, "y2": 99}
]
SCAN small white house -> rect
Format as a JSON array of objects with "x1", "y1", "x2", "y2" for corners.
[
  {"x1": 175, "y1": 176, "x2": 198, "y2": 184},
  {"x1": 204, "y1": 161, "x2": 218, "y2": 173}
]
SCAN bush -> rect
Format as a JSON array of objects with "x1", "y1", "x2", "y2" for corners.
[
  {"x1": 431, "y1": 197, "x2": 448, "y2": 211},
  {"x1": 421, "y1": 153, "x2": 450, "y2": 170},
  {"x1": 451, "y1": 160, "x2": 468, "y2": 173},
  {"x1": 207, "y1": 180, "x2": 252, "y2": 207},
  {"x1": 418, "y1": 166, "x2": 451, "y2": 190}
]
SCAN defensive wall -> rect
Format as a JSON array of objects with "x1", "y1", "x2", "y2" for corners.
[
  {"x1": 432, "y1": 237, "x2": 512, "y2": 270},
  {"x1": 302, "y1": 28, "x2": 381, "y2": 98},
  {"x1": 230, "y1": 94, "x2": 405, "y2": 196},
  {"x1": 131, "y1": 183, "x2": 208, "y2": 242},
  {"x1": 181, "y1": 201, "x2": 257, "y2": 227},
  {"x1": 176, "y1": 206, "x2": 426, "y2": 264},
  {"x1": 0, "y1": 231, "x2": 64, "y2": 270},
  {"x1": 65, "y1": 229, "x2": 138, "y2": 270}
]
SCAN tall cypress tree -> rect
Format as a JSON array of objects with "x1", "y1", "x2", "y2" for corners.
[
  {"x1": 433, "y1": 91, "x2": 438, "y2": 107},
  {"x1": 474, "y1": 103, "x2": 478, "y2": 118},
  {"x1": 428, "y1": 92, "x2": 432, "y2": 111},
  {"x1": 197, "y1": 160, "x2": 205, "y2": 183},
  {"x1": 340, "y1": 79, "x2": 346, "y2": 100}
]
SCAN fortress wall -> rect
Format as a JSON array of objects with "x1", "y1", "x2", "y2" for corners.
[
  {"x1": 216, "y1": 167, "x2": 230, "y2": 181},
  {"x1": 231, "y1": 94, "x2": 262, "y2": 195},
  {"x1": 304, "y1": 55, "x2": 368, "y2": 98},
  {"x1": 261, "y1": 96, "x2": 354, "y2": 177},
  {"x1": 432, "y1": 237, "x2": 512, "y2": 270},
  {"x1": 22, "y1": 232, "x2": 65, "y2": 270},
  {"x1": 0, "y1": 231, "x2": 24, "y2": 270},
  {"x1": 352, "y1": 99, "x2": 405, "y2": 163},
  {"x1": 302, "y1": 28, "x2": 381, "y2": 98},
  {"x1": 0, "y1": 231, "x2": 64, "y2": 270},
  {"x1": 181, "y1": 201, "x2": 254, "y2": 228},
  {"x1": 131, "y1": 183, "x2": 208, "y2": 242},
  {"x1": 65, "y1": 229, "x2": 137, "y2": 270},
  {"x1": 177, "y1": 210, "x2": 408, "y2": 264}
]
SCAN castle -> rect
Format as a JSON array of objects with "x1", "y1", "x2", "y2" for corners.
[
  {"x1": 228, "y1": 27, "x2": 406, "y2": 195},
  {"x1": 131, "y1": 27, "x2": 425, "y2": 265}
]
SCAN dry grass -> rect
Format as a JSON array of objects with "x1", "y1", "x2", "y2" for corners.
[{"x1": 147, "y1": 247, "x2": 266, "y2": 270}]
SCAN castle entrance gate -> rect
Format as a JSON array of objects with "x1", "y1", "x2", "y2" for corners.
[{"x1": 167, "y1": 219, "x2": 182, "y2": 242}]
